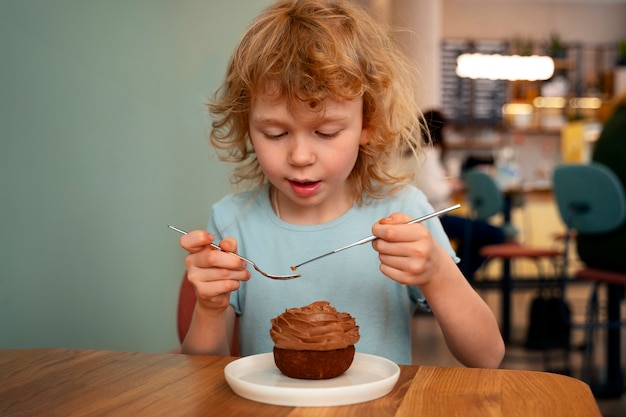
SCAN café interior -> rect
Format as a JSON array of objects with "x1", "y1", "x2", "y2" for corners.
[
  {"x1": 386, "y1": 0, "x2": 626, "y2": 415},
  {"x1": 1, "y1": 0, "x2": 626, "y2": 416}
]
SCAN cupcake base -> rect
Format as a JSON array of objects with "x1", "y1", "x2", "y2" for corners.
[{"x1": 272, "y1": 346, "x2": 355, "y2": 380}]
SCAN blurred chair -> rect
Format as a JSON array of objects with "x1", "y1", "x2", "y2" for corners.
[
  {"x1": 177, "y1": 272, "x2": 196, "y2": 346},
  {"x1": 552, "y1": 162, "x2": 626, "y2": 397},
  {"x1": 176, "y1": 272, "x2": 239, "y2": 356},
  {"x1": 464, "y1": 170, "x2": 563, "y2": 347}
]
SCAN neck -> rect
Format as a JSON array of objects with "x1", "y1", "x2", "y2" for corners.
[
  {"x1": 271, "y1": 187, "x2": 281, "y2": 219},
  {"x1": 271, "y1": 186, "x2": 356, "y2": 225}
]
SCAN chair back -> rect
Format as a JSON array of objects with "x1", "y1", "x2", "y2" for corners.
[
  {"x1": 464, "y1": 169, "x2": 503, "y2": 220},
  {"x1": 552, "y1": 163, "x2": 626, "y2": 235},
  {"x1": 177, "y1": 272, "x2": 196, "y2": 344}
]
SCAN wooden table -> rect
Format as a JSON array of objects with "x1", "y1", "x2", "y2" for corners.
[{"x1": 0, "y1": 348, "x2": 601, "y2": 417}]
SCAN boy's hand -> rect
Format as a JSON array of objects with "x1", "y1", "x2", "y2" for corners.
[
  {"x1": 371, "y1": 212, "x2": 441, "y2": 286},
  {"x1": 180, "y1": 230, "x2": 251, "y2": 314}
]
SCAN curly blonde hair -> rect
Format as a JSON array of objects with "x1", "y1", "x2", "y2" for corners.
[{"x1": 208, "y1": 0, "x2": 423, "y2": 204}]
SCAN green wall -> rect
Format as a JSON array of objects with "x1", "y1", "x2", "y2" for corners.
[{"x1": 0, "y1": 1, "x2": 270, "y2": 353}]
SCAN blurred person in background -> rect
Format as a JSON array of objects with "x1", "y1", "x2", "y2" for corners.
[
  {"x1": 577, "y1": 92, "x2": 626, "y2": 272},
  {"x1": 412, "y1": 110, "x2": 506, "y2": 281}
]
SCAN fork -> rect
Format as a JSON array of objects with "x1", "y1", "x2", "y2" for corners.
[{"x1": 167, "y1": 225, "x2": 301, "y2": 280}]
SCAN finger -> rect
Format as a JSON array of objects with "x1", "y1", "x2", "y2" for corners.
[
  {"x1": 374, "y1": 221, "x2": 428, "y2": 248},
  {"x1": 185, "y1": 247, "x2": 247, "y2": 272},
  {"x1": 188, "y1": 269, "x2": 243, "y2": 296},
  {"x1": 186, "y1": 272, "x2": 242, "y2": 311},
  {"x1": 378, "y1": 212, "x2": 413, "y2": 225},
  {"x1": 180, "y1": 230, "x2": 215, "y2": 253},
  {"x1": 185, "y1": 262, "x2": 250, "y2": 298},
  {"x1": 378, "y1": 249, "x2": 427, "y2": 275},
  {"x1": 378, "y1": 261, "x2": 420, "y2": 286},
  {"x1": 218, "y1": 236, "x2": 238, "y2": 253},
  {"x1": 373, "y1": 213, "x2": 414, "y2": 242}
]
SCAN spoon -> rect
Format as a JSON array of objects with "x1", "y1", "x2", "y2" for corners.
[
  {"x1": 290, "y1": 204, "x2": 461, "y2": 271},
  {"x1": 167, "y1": 225, "x2": 301, "y2": 280}
]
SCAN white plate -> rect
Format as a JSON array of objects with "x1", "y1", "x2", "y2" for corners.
[{"x1": 224, "y1": 352, "x2": 400, "y2": 407}]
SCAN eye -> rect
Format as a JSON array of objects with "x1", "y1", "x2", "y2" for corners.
[
  {"x1": 316, "y1": 130, "x2": 340, "y2": 139},
  {"x1": 263, "y1": 131, "x2": 286, "y2": 140}
]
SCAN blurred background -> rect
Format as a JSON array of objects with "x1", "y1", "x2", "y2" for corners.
[{"x1": 1, "y1": 0, "x2": 625, "y2": 354}]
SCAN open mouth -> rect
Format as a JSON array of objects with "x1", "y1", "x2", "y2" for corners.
[
  {"x1": 289, "y1": 179, "x2": 320, "y2": 196},
  {"x1": 291, "y1": 180, "x2": 318, "y2": 186}
]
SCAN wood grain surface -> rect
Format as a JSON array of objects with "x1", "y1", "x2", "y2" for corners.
[{"x1": 0, "y1": 349, "x2": 601, "y2": 416}]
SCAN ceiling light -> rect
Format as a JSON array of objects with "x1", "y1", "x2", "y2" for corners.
[
  {"x1": 569, "y1": 97, "x2": 602, "y2": 109},
  {"x1": 456, "y1": 53, "x2": 555, "y2": 81},
  {"x1": 533, "y1": 97, "x2": 567, "y2": 108},
  {"x1": 502, "y1": 103, "x2": 534, "y2": 115}
]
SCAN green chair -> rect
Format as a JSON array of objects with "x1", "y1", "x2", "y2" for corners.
[
  {"x1": 464, "y1": 169, "x2": 504, "y2": 222},
  {"x1": 552, "y1": 162, "x2": 626, "y2": 397},
  {"x1": 464, "y1": 170, "x2": 563, "y2": 347}
]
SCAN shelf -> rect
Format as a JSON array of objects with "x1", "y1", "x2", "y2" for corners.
[
  {"x1": 441, "y1": 39, "x2": 619, "y2": 151},
  {"x1": 506, "y1": 128, "x2": 561, "y2": 136},
  {"x1": 553, "y1": 58, "x2": 575, "y2": 70},
  {"x1": 447, "y1": 142, "x2": 503, "y2": 150}
]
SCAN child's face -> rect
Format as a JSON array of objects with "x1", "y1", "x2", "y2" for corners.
[{"x1": 249, "y1": 93, "x2": 369, "y2": 223}]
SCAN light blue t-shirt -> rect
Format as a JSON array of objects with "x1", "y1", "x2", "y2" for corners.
[{"x1": 208, "y1": 183, "x2": 457, "y2": 364}]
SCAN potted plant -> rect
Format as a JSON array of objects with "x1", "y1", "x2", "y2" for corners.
[
  {"x1": 615, "y1": 40, "x2": 626, "y2": 96},
  {"x1": 512, "y1": 36, "x2": 534, "y2": 56},
  {"x1": 548, "y1": 32, "x2": 566, "y2": 59},
  {"x1": 617, "y1": 40, "x2": 626, "y2": 66}
]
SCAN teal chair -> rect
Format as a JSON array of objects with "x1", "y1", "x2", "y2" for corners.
[
  {"x1": 464, "y1": 170, "x2": 563, "y2": 346},
  {"x1": 552, "y1": 162, "x2": 626, "y2": 397},
  {"x1": 464, "y1": 169, "x2": 504, "y2": 222}
]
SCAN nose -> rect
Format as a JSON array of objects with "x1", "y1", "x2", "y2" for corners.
[{"x1": 287, "y1": 136, "x2": 315, "y2": 166}]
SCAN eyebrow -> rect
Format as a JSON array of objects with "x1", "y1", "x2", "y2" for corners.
[
  {"x1": 252, "y1": 114, "x2": 349, "y2": 125},
  {"x1": 251, "y1": 116, "x2": 282, "y2": 124}
]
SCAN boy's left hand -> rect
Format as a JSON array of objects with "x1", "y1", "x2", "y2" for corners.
[{"x1": 371, "y1": 212, "x2": 441, "y2": 286}]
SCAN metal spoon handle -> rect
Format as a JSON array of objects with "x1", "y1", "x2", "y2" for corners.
[
  {"x1": 167, "y1": 225, "x2": 247, "y2": 259},
  {"x1": 290, "y1": 204, "x2": 461, "y2": 271},
  {"x1": 167, "y1": 225, "x2": 300, "y2": 280}
]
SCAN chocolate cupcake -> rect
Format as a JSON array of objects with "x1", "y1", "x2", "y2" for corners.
[{"x1": 269, "y1": 301, "x2": 360, "y2": 380}]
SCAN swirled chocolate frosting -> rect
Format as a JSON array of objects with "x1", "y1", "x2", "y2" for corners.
[{"x1": 270, "y1": 301, "x2": 360, "y2": 351}]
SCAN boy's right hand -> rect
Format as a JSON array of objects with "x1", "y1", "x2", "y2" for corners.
[{"x1": 179, "y1": 230, "x2": 251, "y2": 314}]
